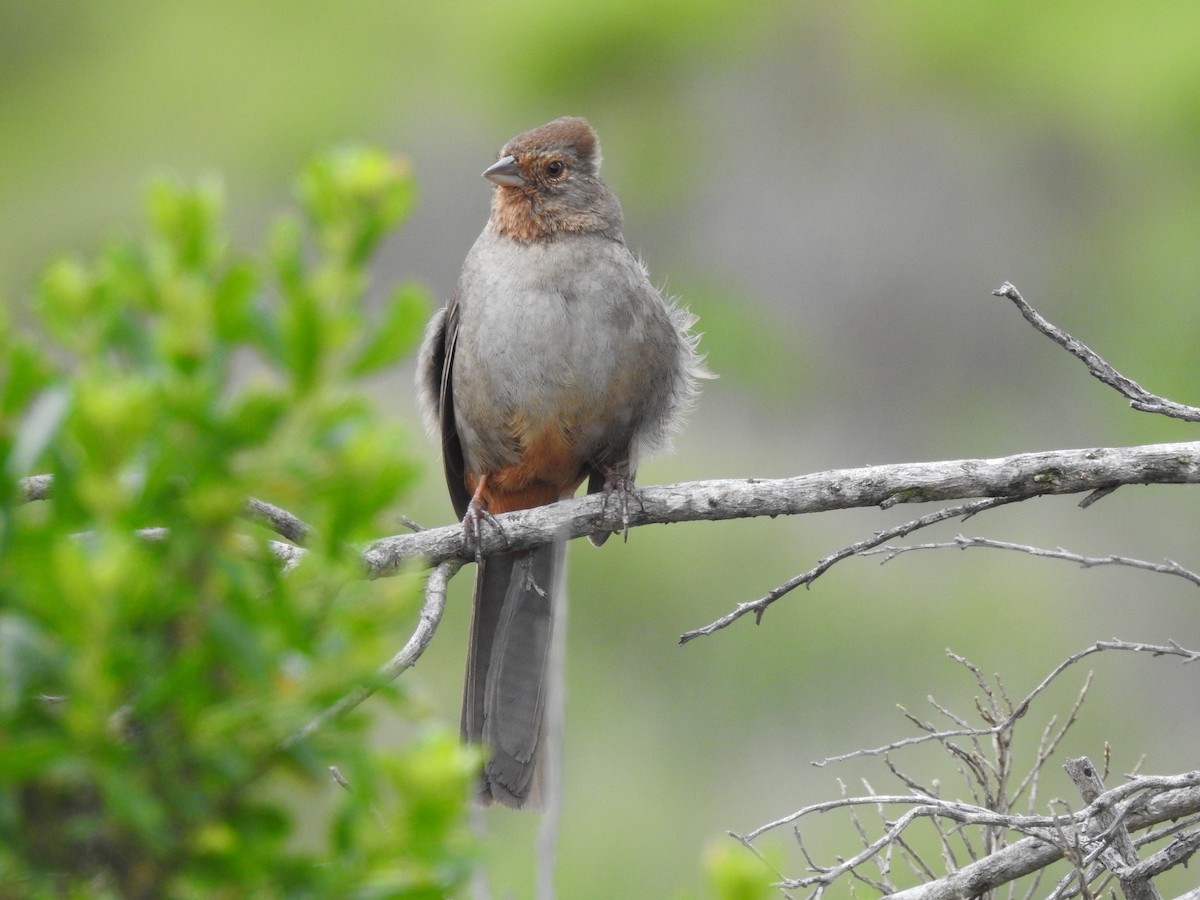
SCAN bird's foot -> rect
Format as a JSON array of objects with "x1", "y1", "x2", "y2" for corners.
[
  {"x1": 462, "y1": 496, "x2": 506, "y2": 565},
  {"x1": 600, "y1": 468, "x2": 644, "y2": 542}
]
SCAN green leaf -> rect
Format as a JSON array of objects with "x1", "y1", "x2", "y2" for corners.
[
  {"x1": 6, "y1": 386, "x2": 70, "y2": 478},
  {"x1": 350, "y1": 283, "x2": 431, "y2": 377},
  {"x1": 148, "y1": 175, "x2": 226, "y2": 272},
  {"x1": 281, "y1": 284, "x2": 323, "y2": 392},
  {"x1": 223, "y1": 386, "x2": 289, "y2": 447},
  {"x1": 35, "y1": 257, "x2": 94, "y2": 350},
  {"x1": 0, "y1": 335, "x2": 56, "y2": 419},
  {"x1": 299, "y1": 147, "x2": 418, "y2": 266},
  {"x1": 213, "y1": 261, "x2": 259, "y2": 343}
]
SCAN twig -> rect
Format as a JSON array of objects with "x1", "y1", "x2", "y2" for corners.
[
  {"x1": 679, "y1": 496, "x2": 1020, "y2": 644},
  {"x1": 864, "y1": 535, "x2": 1200, "y2": 589},
  {"x1": 1078, "y1": 485, "x2": 1118, "y2": 508},
  {"x1": 243, "y1": 496, "x2": 312, "y2": 546},
  {"x1": 1121, "y1": 829, "x2": 1200, "y2": 882},
  {"x1": 17, "y1": 474, "x2": 316, "y2": 547},
  {"x1": 994, "y1": 282, "x2": 1200, "y2": 422},
  {"x1": 394, "y1": 513, "x2": 426, "y2": 532},
  {"x1": 1012, "y1": 673, "x2": 1093, "y2": 812},
  {"x1": 747, "y1": 793, "x2": 1058, "y2": 846},
  {"x1": 280, "y1": 557, "x2": 462, "y2": 750},
  {"x1": 19, "y1": 473, "x2": 53, "y2": 502},
  {"x1": 1132, "y1": 812, "x2": 1200, "y2": 851},
  {"x1": 1043, "y1": 801, "x2": 1103, "y2": 900},
  {"x1": 329, "y1": 765, "x2": 351, "y2": 791}
]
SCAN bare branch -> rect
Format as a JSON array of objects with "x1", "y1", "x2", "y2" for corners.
[
  {"x1": 1013, "y1": 673, "x2": 1093, "y2": 811},
  {"x1": 1121, "y1": 829, "x2": 1200, "y2": 881},
  {"x1": 748, "y1": 792, "x2": 1058, "y2": 846},
  {"x1": 20, "y1": 439, "x2": 1200, "y2": 595},
  {"x1": 1063, "y1": 756, "x2": 1162, "y2": 900},
  {"x1": 18, "y1": 473, "x2": 316, "y2": 547},
  {"x1": 679, "y1": 496, "x2": 1019, "y2": 644},
  {"x1": 865, "y1": 535, "x2": 1200, "y2": 589},
  {"x1": 1133, "y1": 812, "x2": 1200, "y2": 852},
  {"x1": 243, "y1": 496, "x2": 312, "y2": 546},
  {"x1": 994, "y1": 282, "x2": 1200, "y2": 422},
  {"x1": 280, "y1": 557, "x2": 462, "y2": 750},
  {"x1": 359, "y1": 440, "x2": 1200, "y2": 580}
]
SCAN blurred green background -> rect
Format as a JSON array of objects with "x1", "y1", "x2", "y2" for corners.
[{"x1": 4, "y1": 2, "x2": 1199, "y2": 896}]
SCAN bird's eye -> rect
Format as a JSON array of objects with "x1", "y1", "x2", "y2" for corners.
[{"x1": 546, "y1": 160, "x2": 566, "y2": 178}]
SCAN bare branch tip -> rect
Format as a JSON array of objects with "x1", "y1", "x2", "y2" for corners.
[
  {"x1": 394, "y1": 514, "x2": 426, "y2": 533},
  {"x1": 1078, "y1": 485, "x2": 1118, "y2": 508}
]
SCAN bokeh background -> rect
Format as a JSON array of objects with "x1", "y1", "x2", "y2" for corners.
[{"x1": 5, "y1": 2, "x2": 1199, "y2": 896}]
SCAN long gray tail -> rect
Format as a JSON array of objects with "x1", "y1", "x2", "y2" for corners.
[{"x1": 461, "y1": 541, "x2": 565, "y2": 808}]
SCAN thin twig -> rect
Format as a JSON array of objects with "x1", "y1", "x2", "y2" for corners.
[
  {"x1": 394, "y1": 513, "x2": 426, "y2": 533},
  {"x1": 993, "y1": 281, "x2": 1200, "y2": 422},
  {"x1": 243, "y1": 496, "x2": 313, "y2": 546},
  {"x1": 1133, "y1": 812, "x2": 1200, "y2": 849},
  {"x1": 678, "y1": 496, "x2": 1021, "y2": 644},
  {"x1": 1012, "y1": 673, "x2": 1093, "y2": 811},
  {"x1": 865, "y1": 534, "x2": 1200, "y2": 589},
  {"x1": 20, "y1": 475, "x2": 318, "y2": 548},
  {"x1": 1119, "y1": 829, "x2": 1200, "y2": 881},
  {"x1": 280, "y1": 558, "x2": 462, "y2": 750}
]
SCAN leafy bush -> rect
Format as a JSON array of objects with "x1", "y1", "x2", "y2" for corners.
[{"x1": 0, "y1": 148, "x2": 476, "y2": 898}]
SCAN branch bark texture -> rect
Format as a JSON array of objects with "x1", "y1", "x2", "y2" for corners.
[
  {"x1": 361, "y1": 440, "x2": 1200, "y2": 577},
  {"x1": 1064, "y1": 755, "x2": 1163, "y2": 900}
]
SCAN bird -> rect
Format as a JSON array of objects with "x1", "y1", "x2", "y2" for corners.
[{"x1": 417, "y1": 116, "x2": 707, "y2": 808}]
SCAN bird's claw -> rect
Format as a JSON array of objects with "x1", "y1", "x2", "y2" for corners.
[
  {"x1": 600, "y1": 470, "x2": 644, "y2": 542},
  {"x1": 462, "y1": 498, "x2": 506, "y2": 564}
]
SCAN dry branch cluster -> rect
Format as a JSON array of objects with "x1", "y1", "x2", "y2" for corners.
[{"x1": 737, "y1": 641, "x2": 1200, "y2": 899}]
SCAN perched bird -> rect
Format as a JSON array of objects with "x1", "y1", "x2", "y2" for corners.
[{"x1": 417, "y1": 116, "x2": 707, "y2": 808}]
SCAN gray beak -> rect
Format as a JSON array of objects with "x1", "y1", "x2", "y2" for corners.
[{"x1": 483, "y1": 155, "x2": 526, "y2": 187}]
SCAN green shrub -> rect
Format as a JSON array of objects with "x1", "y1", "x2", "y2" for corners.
[{"x1": 0, "y1": 148, "x2": 476, "y2": 898}]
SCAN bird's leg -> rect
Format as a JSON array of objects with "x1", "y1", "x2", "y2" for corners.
[
  {"x1": 462, "y1": 475, "x2": 506, "y2": 564},
  {"x1": 598, "y1": 466, "x2": 644, "y2": 542}
]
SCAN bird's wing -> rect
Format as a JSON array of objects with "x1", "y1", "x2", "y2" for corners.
[{"x1": 432, "y1": 293, "x2": 470, "y2": 518}]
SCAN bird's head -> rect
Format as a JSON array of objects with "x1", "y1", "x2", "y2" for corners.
[{"x1": 485, "y1": 117, "x2": 623, "y2": 242}]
